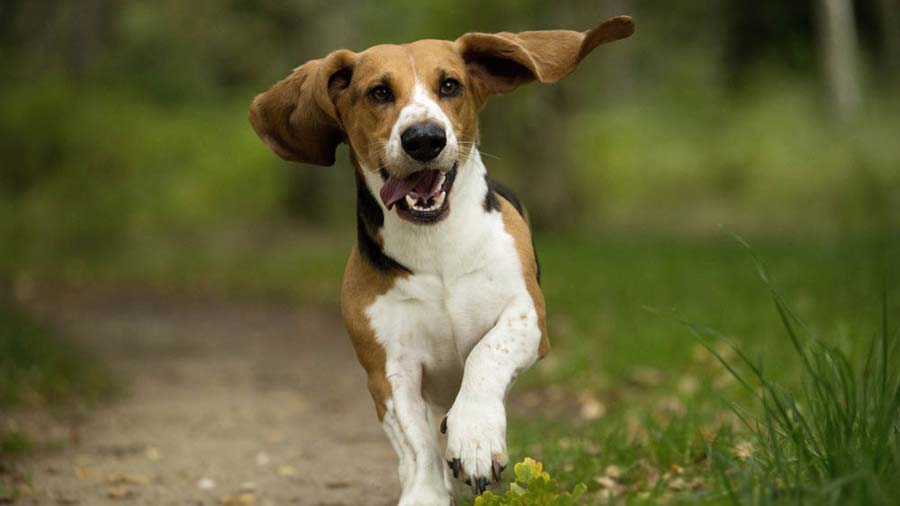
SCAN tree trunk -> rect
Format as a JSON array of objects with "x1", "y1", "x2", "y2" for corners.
[
  {"x1": 876, "y1": 0, "x2": 900, "y2": 73},
  {"x1": 817, "y1": 0, "x2": 864, "y2": 120},
  {"x1": 522, "y1": 84, "x2": 577, "y2": 230},
  {"x1": 598, "y1": 0, "x2": 636, "y2": 94},
  {"x1": 66, "y1": 0, "x2": 108, "y2": 79},
  {"x1": 522, "y1": 0, "x2": 635, "y2": 230}
]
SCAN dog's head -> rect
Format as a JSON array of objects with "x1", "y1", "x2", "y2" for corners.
[{"x1": 249, "y1": 16, "x2": 634, "y2": 223}]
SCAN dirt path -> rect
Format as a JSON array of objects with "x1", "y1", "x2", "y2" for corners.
[{"x1": 15, "y1": 290, "x2": 399, "y2": 506}]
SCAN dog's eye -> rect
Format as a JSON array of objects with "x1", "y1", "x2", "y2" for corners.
[
  {"x1": 439, "y1": 78, "x2": 461, "y2": 98},
  {"x1": 368, "y1": 85, "x2": 393, "y2": 104}
]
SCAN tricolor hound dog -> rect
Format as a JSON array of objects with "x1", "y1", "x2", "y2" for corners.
[{"x1": 249, "y1": 15, "x2": 634, "y2": 505}]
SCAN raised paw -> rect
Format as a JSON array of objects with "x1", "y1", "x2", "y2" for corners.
[{"x1": 442, "y1": 396, "x2": 509, "y2": 495}]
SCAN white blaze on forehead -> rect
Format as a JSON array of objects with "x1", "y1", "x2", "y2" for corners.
[
  {"x1": 385, "y1": 60, "x2": 459, "y2": 169},
  {"x1": 400, "y1": 82, "x2": 454, "y2": 132}
]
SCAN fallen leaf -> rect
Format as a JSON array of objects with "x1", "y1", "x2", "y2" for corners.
[
  {"x1": 713, "y1": 341, "x2": 737, "y2": 361},
  {"x1": 145, "y1": 447, "x2": 162, "y2": 461},
  {"x1": 699, "y1": 426, "x2": 718, "y2": 445},
  {"x1": 107, "y1": 486, "x2": 134, "y2": 500},
  {"x1": 603, "y1": 465, "x2": 622, "y2": 480},
  {"x1": 659, "y1": 397, "x2": 686, "y2": 416},
  {"x1": 578, "y1": 395, "x2": 607, "y2": 421},
  {"x1": 627, "y1": 367, "x2": 663, "y2": 388},
  {"x1": 107, "y1": 473, "x2": 149, "y2": 486},
  {"x1": 714, "y1": 372, "x2": 736, "y2": 388},
  {"x1": 197, "y1": 478, "x2": 216, "y2": 490},
  {"x1": 594, "y1": 476, "x2": 618, "y2": 489},
  {"x1": 667, "y1": 475, "x2": 705, "y2": 492},
  {"x1": 734, "y1": 440, "x2": 754, "y2": 459},
  {"x1": 596, "y1": 488, "x2": 613, "y2": 503},
  {"x1": 593, "y1": 474, "x2": 626, "y2": 498},
  {"x1": 667, "y1": 477, "x2": 688, "y2": 491},
  {"x1": 75, "y1": 467, "x2": 97, "y2": 481},
  {"x1": 220, "y1": 493, "x2": 255, "y2": 505},
  {"x1": 677, "y1": 375, "x2": 700, "y2": 395},
  {"x1": 277, "y1": 465, "x2": 297, "y2": 477}
]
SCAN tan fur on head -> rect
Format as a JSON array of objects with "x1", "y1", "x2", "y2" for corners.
[{"x1": 248, "y1": 16, "x2": 634, "y2": 169}]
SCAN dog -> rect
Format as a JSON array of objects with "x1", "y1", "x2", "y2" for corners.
[{"x1": 249, "y1": 15, "x2": 634, "y2": 505}]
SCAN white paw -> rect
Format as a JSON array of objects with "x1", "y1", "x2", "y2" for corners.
[{"x1": 442, "y1": 394, "x2": 508, "y2": 495}]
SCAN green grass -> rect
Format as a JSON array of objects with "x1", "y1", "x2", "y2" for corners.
[
  {"x1": 530, "y1": 233, "x2": 897, "y2": 384},
  {"x1": 45, "y1": 228, "x2": 894, "y2": 504},
  {"x1": 692, "y1": 245, "x2": 900, "y2": 505},
  {"x1": 0, "y1": 303, "x2": 113, "y2": 408},
  {"x1": 498, "y1": 234, "x2": 898, "y2": 505},
  {"x1": 2, "y1": 230, "x2": 897, "y2": 503},
  {"x1": 0, "y1": 301, "x2": 115, "y2": 459}
]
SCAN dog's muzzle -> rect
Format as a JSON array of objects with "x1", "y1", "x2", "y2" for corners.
[{"x1": 379, "y1": 163, "x2": 458, "y2": 224}]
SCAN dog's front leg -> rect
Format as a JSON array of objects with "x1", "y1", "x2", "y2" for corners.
[
  {"x1": 443, "y1": 296, "x2": 542, "y2": 493},
  {"x1": 383, "y1": 360, "x2": 453, "y2": 506}
]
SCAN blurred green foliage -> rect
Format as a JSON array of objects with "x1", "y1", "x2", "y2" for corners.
[
  {"x1": 0, "y1": 301, "x2": 113, "y2": 408},
  {"x1": 1, "y1": 1, "x2": 898, "y2": 278}
]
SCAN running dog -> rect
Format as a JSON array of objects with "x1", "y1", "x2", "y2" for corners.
[{"x1": 249, "y1": 15, "x2": 634, "y2": 505}]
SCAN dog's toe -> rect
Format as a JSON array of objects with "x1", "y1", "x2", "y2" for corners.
[
  {"x1": 491, "y1": 459, "x2": 506, "y2": 482},
  {"x1": 443, "y1": 397, "x2": 508, "y2": 495}
]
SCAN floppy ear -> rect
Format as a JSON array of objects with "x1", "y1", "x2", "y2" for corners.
[
  {"x1": 456, "y1": 15, "x2": 634, "y2": 100},
  {"x1": 249, "y1": 50, "x2": 356, "y2": 166}
]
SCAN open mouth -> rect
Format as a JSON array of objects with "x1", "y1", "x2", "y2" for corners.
[{"x1": 379, "y1": 164, "x2": 457, "y2": 224}]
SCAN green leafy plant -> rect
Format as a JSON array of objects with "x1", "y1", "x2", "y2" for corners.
[{"x1": 475, "y1": 458, "x2": 587, "y2": 506}]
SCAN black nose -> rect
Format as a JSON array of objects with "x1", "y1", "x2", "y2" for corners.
[{"x1": 401, "y1": 123, "x2": 446, "y2": 162}]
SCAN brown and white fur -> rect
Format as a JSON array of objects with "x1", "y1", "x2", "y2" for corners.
[{"x1": 249, "y1": 15, "x2": 634, "y2": 505}]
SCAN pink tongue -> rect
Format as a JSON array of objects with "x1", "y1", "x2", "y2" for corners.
[{"x1": 379, "y1": 170, "x2": 441, "y2": 209}]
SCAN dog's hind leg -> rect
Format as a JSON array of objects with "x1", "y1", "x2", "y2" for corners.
[
  {"x1": 383, "y1": 409, "x2": 413, "y2": 490},
  {"x1": 425, "y1": 401, "x2": 458, "y2": 497}
]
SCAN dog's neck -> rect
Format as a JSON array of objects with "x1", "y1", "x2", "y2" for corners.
[{"x1": 356, "y1": 149, "x2": 495, "y2": 276}]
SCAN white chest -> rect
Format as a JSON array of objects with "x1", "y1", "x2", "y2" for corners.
[{"x1": 362, "y1": 156, "x2": 529, "y2": 407}]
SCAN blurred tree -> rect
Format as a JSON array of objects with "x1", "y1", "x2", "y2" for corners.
[
  {"x1": 723, "y1": 0, "x2": 816, "y2": 86},
  {"x1": 68, "y1": 0, "x2": 112, "y2": 79},
  {"x1": 875, "y1": 0, "x2": 900, "y2": 74},
  {"x1": 1, "y1": 0, "x2": 898, "y2": 245},
  {"x1": 511, "y1": 0, "x2": 614, "y2": 229},
  {"x1": 817, "y1": 0, "x2": 864, "y2": 119}
]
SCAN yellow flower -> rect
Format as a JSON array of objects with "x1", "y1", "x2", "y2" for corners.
[{"x1": 515, "y1": 457, "x2": 551, "y2": 482}]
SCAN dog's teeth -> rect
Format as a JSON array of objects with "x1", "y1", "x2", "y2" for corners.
[
  {"x1": 437, "y1": 173, "x2": 446, "y2": 188},
  {"x1": 405, "y1": 189, "x2": 447, "y2": 213}
]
